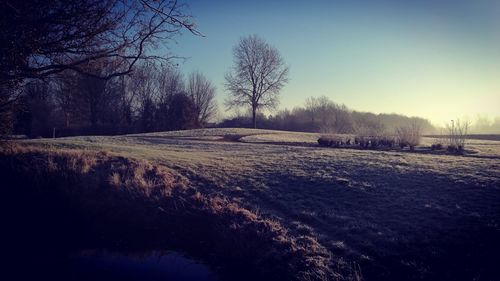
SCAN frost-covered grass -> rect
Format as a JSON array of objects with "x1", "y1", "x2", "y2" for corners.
[
  {"x1": 16, "y1": 128, "x2": 500, "y2": 281},
  {"x1": 240, "y1": 131, "x2": 321, "y2": 144},
  {"x1": 128, "y1": 128, "x2": 276, "y2": 138},
  {"x1": 1, "y1": 144, "x2": 335, "y2": 281}
]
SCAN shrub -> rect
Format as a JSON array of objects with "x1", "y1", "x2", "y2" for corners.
[
  {"x1": 446, "y1": 119, "x2": 470, "y2": 154},
  {"x1": 379, "y1": 136, "x2": 395, "y2": 147},
  {"x1": 320, "y1": 135, "x2": 355, "y2": 147},
  {"x1": 318, "y1": 136, "x2": 333, "y2": 147},
  {"x1": 396, "y1": 121, "x2": 422, "y2": 151},
  {"x1": 354, "y1": 136, "x2": 367, "y2": 148},
  {"x1": 431, "y1": 143, "x2": 443, "y2": 151}
]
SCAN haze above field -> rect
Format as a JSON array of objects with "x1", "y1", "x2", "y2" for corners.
[{"x1": 172, "y1": 0, "x2": 500, "y2": 126}]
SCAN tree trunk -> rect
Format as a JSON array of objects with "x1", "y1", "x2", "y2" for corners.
[{"x1": 252, "y1": 107, "x2": 257, "y2": 129}]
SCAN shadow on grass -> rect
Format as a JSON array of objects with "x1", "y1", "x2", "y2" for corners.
[
  {"x1": 0, "y1": 144, "x2": 353, "y2": 281},
  {"x1": 246, "y1": 167, "x2": 500, "y2": 281}
]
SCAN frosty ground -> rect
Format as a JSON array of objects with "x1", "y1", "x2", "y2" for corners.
[{"x1": 14, "y1": 128, "x2": 500, "y2": 280}]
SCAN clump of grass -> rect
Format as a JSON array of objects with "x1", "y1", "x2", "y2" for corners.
[{"x1": 109, "y1": 172, "x2": 121, "y2": 186}]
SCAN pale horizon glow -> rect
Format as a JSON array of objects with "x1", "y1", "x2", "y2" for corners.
[{"x1": 169, "y1": 0, "x2": 500, "y2": 127}]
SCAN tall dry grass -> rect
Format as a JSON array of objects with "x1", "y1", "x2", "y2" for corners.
[{"x1": 0, "y1": 143, "x2": 353, "y2": 281}]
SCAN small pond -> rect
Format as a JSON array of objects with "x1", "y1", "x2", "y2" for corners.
[{"x1": 28, "y1": 249, "x2": 222, "y2": 281}]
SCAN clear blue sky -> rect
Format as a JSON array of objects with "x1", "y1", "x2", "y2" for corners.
[{"x1": 169, "y1": 0, "x2": 500, "y2": 126}]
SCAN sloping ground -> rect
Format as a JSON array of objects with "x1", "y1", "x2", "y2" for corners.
[
  {"x1": 0, "y1": 144, "x2": 345, "y2": 281},
  {"x1": 10, "y1": 128, "x2": 500, "y2": 280}
]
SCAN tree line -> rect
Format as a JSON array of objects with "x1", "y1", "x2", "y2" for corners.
[
  {"x1": 1, "y1": 0, "x2": 202, "y2": 136},
  {"x1": 11, "y1": 61, "x2": 217, "y2": 137},
  {"x1": 1, "y1": 0, "x2": 437, "y2": 138},
  {"x1": 220, "y1": 96, "x2": 436, "y2": 135}
]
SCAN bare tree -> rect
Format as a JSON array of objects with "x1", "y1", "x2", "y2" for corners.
[
  {"x1": 157, "y1": 66, "x2": 185, "y2": 106},
  {"x1": 315, "y1": 96, "x2": 336, "y2": 133},
  {"x1": 0, "y1": 0, "x2": 200, "y2": 133},
  {"x1": 446, "y1": 119, "x2": 470, "y2": 153},
  {"x1": 225, "y1": 35, "x2": 289, "y2": 128},
  {"x1": 126, "y1": 63, "x2": 161, "y2": 131},
  {"x1": 305, "y1": 97, "x2": 320, "y2": 128},
  {"x1": 187, "y1": 71, "x2": 217, "y2": 126},
  {"x1": 304, "y1": 96, "x2": 353, "y2": 133},
  {"x1": 396, "y1": 120, "x2": 422, "y2": 151},
  {"x1": 76, "y1": 71, "x2": 109, "y2": 130},
  {"x1": 128, "y1": 63, "x2": 159, "y2": 107},
  {"x1": 155, "y1": 66, "x2": 184, "y2": 130},
  {"x1": 53, "y1": 71, "x2": 79, "y2": 129},
  {"x1": 1, "y1": 0, "x2": 200, "y2": 85}
]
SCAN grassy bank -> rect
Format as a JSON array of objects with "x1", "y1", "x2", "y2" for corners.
[
  {"x1": 0, "y1": 143, "x2": 353, "y2": 281},
  {"x1": 3, "y1": 128, "x2": 500, "y2": 280}
]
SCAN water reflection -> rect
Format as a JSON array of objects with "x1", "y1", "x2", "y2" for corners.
[{"x1": 38, "y1": 249, "x2": 221, "y2": 281}]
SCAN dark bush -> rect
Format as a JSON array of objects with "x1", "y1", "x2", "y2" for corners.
[
  {"x1": 431, "y1": 143, "x2": 443, "y2": 151},
  {"x1": 447, "y1": 144, "x2": 464, "y2": 154}
]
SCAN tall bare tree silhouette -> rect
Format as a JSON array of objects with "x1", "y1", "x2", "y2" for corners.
[
  {"x1": 187, "y1": 71, "x2": 217, "y2": 127},
  {"x1": 0, "y1": 0, "x2": 201, "y2": 123},
  {"x1": 225, "y1": 35, "x2": 289, "y2": 128}
]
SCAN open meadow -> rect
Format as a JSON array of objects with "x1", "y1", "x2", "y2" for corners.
[
  {"x1": 2, "y1": 128, "x2": 500, "y2": 281},
  {"x1": 3, "y1": 1, "x2": 500, "y2": 280}
]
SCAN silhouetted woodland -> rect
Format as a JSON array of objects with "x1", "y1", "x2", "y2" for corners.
[
  {"x1": 220, "y1": 96, "x2": 436, "y2": 135},
  {"x1": 11, "y1": 62, "x2": 217, "y2": 137},
  {"x1": 11, "y1": 72, "x2": 438, "y2": 137},
  {"x1": 1, "y1": 0, "x2": 202, "y2": 137}
]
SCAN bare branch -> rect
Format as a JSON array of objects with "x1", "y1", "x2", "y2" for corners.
[
  {"x1": 225, "y1": 35, "x2": 289, "y2": 128},
  {"x1": 1, "y1": 0, "x2": 200, "y2": 85}
]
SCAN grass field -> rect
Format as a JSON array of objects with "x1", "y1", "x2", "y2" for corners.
[{"x1": 3, "y1": 128, "x2": 500, "y2": 281}]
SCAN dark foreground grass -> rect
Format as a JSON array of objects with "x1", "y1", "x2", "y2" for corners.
[{"x1": 0, "y1": 143, "x2": 356, "y2": 281}]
